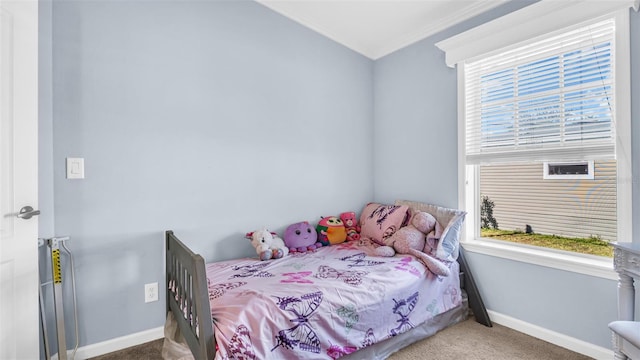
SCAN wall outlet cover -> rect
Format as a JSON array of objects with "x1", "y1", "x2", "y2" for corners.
[{"x1": 144, "y1": 282, "x2": 158, "y2": 303}]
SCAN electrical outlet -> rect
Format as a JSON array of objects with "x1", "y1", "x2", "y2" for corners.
[{"x1": 145, "y1": 282, "x2": 158, "y2": 303}]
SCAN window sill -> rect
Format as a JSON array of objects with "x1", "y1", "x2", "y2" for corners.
[{"x1": 461, "y1": 238, "x2": 617, "y2": 280}]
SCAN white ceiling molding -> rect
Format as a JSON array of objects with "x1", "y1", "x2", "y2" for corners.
[
  {"x1": 366, "y1": 0, "x2": 509, "y2": 59},
  {"x1": 256, "y1": 0, "x2": 508, "y2": 60},
  {"x1": 436, "y1": 0, "x2": 640, "y2": 68}
]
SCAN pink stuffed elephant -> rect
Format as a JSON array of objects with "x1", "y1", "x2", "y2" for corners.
[{"x1": 374, "y1": 211, "x2": 450, "y2": 276}]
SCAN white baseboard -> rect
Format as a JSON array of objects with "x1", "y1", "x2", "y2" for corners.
[
  {"x1": 51, "y1": 326, "x2": 164, "y2": 360},
  {"x1": 487, "y1": 310, "x2": 613, "y2": 360}
]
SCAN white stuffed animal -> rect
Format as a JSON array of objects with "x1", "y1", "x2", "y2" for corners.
[{"x1": 246, "y1": 229, "x2": 289, "y2": 261}]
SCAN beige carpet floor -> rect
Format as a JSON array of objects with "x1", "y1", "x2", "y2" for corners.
[
  {"x1": 387, "y1": 318, "x2": 593, "y2": 360},
  {"x1": 89, "y1": 317, "x2": 594, "y2": 360}
]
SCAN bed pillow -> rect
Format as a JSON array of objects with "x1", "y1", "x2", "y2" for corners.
[
  {"x1": 359, "y1": 202, "x2": 410, "y2": 245},
  {"x1": 395, "y1": 200, "x2": 466, "y2": 261}
]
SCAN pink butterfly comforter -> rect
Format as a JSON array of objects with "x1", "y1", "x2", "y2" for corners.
[{"x1": 206, "y1": 240, "x2": 462, "y2": 360}]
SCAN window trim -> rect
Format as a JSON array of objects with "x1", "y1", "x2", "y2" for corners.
[
  {"x1": 450, "y1": 5, "x2": 634, "y2": 276},
  {"x1": 436, "y1": 0, "x2": 639, "y2": 68},
  {"x1": 461, "y1": 238, "x2": 616, "y2": 280}
]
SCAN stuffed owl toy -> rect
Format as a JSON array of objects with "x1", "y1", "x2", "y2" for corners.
[{"x1": 316, "y1": 216, "x2": 347, "y2": 246}]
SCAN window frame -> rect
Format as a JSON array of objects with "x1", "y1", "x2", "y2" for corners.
[{"x1": 450, "y1": 6, "x2": 633, "y2": 279}]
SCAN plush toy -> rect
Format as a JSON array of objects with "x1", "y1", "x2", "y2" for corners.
[
  {"x1": 340, "y1": 211, "x2": 360, "y2": 241},
  {"x1": 374, "y1": 211, "x2": 450, "y2": 276},
  {"x1": 246, "y1": 229, "x2": 289, "y2": 261},
  {"x1": 283, "y1": 221, "x2": 323, "y2": 253},
  {"x1": 316, "y1": 216, "x2": 347, "y2": 246}
]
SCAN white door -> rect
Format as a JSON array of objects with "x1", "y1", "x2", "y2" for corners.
[{"x1": 0, "y1": 0, "x2": 39, "y2": 359}]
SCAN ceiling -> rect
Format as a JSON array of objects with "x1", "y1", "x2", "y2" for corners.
[{"x1": 256, "y1": 0, "x2": 509, "y2": 60}]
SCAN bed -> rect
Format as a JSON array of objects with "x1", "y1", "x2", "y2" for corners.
[{"x1": 164, "y1": 200, "x2": 491, "y2": 360}]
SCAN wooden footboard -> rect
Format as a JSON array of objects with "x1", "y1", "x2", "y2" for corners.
[{"x1": 165, "y1": 230, "x2": 216, "y2": 360}]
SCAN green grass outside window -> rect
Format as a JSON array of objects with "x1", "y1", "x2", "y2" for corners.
[{"x1": 480, "y1": 228, "x2": 614, "y2": 258}]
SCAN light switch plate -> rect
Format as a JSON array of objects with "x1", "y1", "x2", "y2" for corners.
[{"x1": 66, "y1": 158, "x2": 85, "y2": 179}]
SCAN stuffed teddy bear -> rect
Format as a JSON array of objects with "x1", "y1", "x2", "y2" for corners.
[
  {"x1": 340, "y1": 211, "x2": 360, "y2": 241},
  {"x1": 246, "y1": 229, "x2": 289, "y2": 261},
  {"x1": 374, "y1": 211, "x2": 450, "y2": 276},
  {"x1": 284, "y1": 221, "x2": 323, "y2": 253},
  {"x1": 316, "y1": 216, "x2": 347, "y2": 246}
]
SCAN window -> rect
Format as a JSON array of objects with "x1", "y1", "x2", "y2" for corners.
[
  {"x1": 467, "y1": 18, "x2": 622, "y2": 256},
  {"x1": 437, "y1": 1, "x2": 634, "y2": 272},
  {"x1": 543, "y1": 161, "x2": 594, "y2": 180}
]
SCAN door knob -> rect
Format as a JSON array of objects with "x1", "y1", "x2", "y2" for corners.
[{"x1": 17, "y1": 206, "x2": 40, "y2": 220}]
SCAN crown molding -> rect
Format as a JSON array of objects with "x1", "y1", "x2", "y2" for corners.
[
  {"x1": 370, "y1": 0, "x2": 508, "y2": 59},
  {"x1": 256, "y1": 0, "x2": 508, "y2": 60}
]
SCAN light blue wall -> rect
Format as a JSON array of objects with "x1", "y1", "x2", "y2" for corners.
[
  {"x1": 43, "y1": 0, "x2": 373, "y2": 350},
  {"x1": 372, "y1": 32, "x2": 459, "y2": 208},
  {"x1": 40, "y1": 0, "x2": 639, "y2": 355},
  {"x1": 373, "y1": 1, "x2": 639, "y2": 350}
]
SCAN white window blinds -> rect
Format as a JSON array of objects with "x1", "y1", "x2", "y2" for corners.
[{"x1": 464, "y1": 18, "x2": 615, "y2": 164}]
